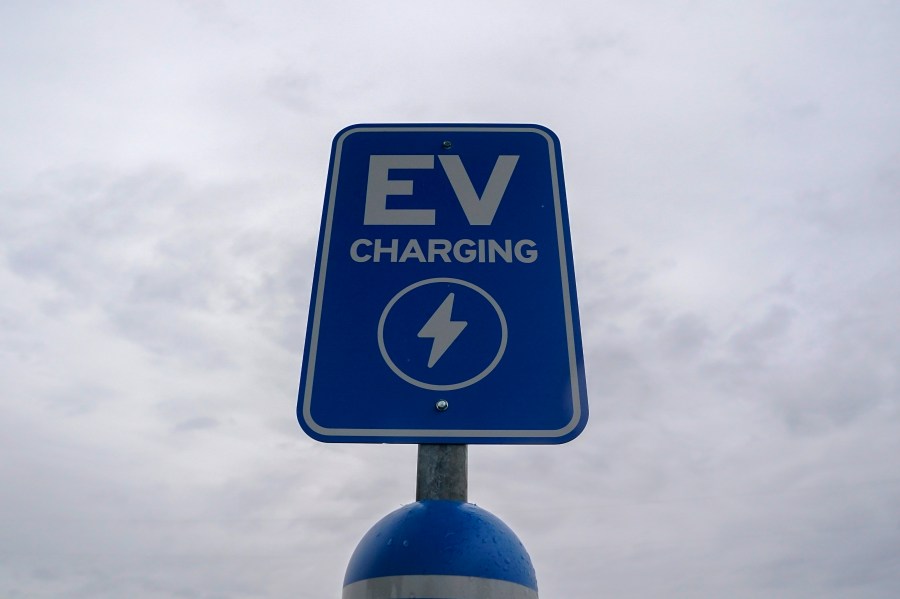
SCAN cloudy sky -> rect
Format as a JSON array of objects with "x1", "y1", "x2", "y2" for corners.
[{"x1": 2, "y1": 1, "x2": 899, "y2": 597}]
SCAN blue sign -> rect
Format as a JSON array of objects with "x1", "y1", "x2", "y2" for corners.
[
  {"x1": 343, "y1": 501, "x2": 538, "y2": 599},
  {"x1": 298, "y1": 124, "x2": 587, "y2": 443}
]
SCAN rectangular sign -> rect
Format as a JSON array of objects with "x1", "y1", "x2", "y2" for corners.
[{"x1": 298, "y1": 124, "x2": 588, "y2": 443}]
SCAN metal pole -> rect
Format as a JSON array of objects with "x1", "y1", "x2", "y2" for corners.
[{"x1": 416, "y1": 444, "x2": 467, "y2": 502}]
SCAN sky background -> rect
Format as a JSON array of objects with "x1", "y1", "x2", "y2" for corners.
[{"x1": 1, "y1": 1, "x2": 899, "y2": 598}]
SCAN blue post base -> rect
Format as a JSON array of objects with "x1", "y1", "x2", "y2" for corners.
[{"x1": 343, "y1": 500, "x2": 538, "y2": 599}]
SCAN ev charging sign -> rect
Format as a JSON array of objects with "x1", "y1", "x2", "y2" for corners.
[{"x1": 298, "y1": 124, "x2": 588, "y2": 444}]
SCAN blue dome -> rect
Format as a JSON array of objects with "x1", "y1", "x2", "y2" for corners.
[{"x1": 344, "y1": 500, "x2": 537, "y2": 595}]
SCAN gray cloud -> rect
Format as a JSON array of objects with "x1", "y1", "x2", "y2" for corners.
[{"x1": 1, "y1": 1, "x2": 899, "y2": 598}]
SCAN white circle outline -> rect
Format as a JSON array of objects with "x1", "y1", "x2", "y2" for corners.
[{"x1": 377, "y1": 277, "x2": 508, "y2": 391}]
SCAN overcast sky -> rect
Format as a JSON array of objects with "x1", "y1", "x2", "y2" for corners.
[{"x1": 1, "y1": 1, "x2": 899, "y2": 598}]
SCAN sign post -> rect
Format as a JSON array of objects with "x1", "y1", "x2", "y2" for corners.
[{"x1": 416, "y1": 444, "x2": 467, "y2": 502}]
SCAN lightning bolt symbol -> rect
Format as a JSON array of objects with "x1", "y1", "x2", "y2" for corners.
[{"x1": 418, "y1": 293, "x2": 468, "y2": 368}]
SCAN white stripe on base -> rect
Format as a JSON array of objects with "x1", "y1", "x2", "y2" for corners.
[{"x1": 343, "y1": 574, "x2": 538, "y2": 599}]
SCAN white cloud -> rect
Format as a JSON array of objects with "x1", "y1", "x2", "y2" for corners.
[{"x1": 1, "y1": 1, "x2": 899, "y2": 597}]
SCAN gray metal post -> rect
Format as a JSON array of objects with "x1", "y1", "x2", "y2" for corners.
[{"x1": 416, "y1": 444, "x2": 467, "y2": 502}]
